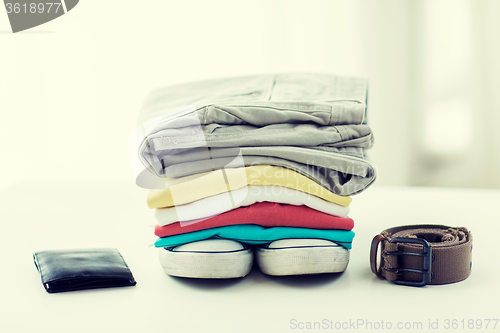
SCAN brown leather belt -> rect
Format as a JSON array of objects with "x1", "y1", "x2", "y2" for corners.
[{"x1": 370, "y1": 225, "x2": 472, "y2": 286}]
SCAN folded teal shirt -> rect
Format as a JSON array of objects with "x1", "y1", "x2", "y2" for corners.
[{"x1": 154, "y1": 225, "x2": 355, "y2": 249}]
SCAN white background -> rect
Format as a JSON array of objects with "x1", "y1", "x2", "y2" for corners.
[{"x1": 2, "y1": 0, "x2": 500, "y2": 192}]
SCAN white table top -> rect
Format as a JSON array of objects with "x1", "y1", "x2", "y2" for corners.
[{"x1": 0, "y1": 182, "x2": 498, "y2": 332}]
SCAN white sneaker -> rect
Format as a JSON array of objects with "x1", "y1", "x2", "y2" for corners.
[
  {"x1": 256, "y1": 239, "x2": 350, "y2": 276},
  {"x1": 158, "y1": 239, "x2": 253, "y2": 279}
]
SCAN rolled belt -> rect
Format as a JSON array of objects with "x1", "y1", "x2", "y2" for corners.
[{"x1": 370, "y1": 225, "x2": 472, "y2": 286}]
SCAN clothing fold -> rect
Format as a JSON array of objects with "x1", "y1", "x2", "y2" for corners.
[
  {"x1": 154, "y1": 185, "x2": 350, "y2": 226},
  {"x1": 154, "y1": 224, "x2": 355, "y2": 249},
  {"x1": 147, "y1": 165, "x2": 353, "y2": 209},
  {"x1": 155, "y1": 202, "x2": 354, "y2": 237},
  {"x1": 133, "y1": 73, "x2": 375, "y2": 195}
]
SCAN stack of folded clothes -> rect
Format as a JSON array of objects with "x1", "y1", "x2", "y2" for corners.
[{"x1": 130, "y1": 73, "x2": 376, "y2": 278}]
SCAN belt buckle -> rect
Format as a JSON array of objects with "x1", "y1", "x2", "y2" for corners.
[{"x1": 385, "y1": 237, "x2": 433, "y2": 287}]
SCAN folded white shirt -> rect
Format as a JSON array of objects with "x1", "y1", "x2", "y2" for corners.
[{"x1": 154, "y1": 185, "x2": 350, "y2": 226}]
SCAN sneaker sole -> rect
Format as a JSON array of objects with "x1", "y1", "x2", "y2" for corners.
[
  {"x1": 256, "y1": 245, "x2": 350, "y2": 276},
  {"x1": 159, "y1": 247, "x2": 253, "y2": 279}
]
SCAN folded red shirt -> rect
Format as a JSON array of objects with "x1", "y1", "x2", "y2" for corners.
[{"x1": 154, "y1": 202, "x2": 354, "y2": 237}]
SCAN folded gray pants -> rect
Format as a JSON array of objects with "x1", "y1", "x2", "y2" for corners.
[{"x1": 134, "y1": 73, "x2": 376, "y2": 196}]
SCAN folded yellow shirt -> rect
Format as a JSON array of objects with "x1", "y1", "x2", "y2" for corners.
[{"x1": 147, "y1": 165, "x2": 352, "y2": 209}]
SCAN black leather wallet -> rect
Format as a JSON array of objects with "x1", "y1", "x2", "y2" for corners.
[{"x1": 33, "y1": 248, "x2": 137, "y2": 293}]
